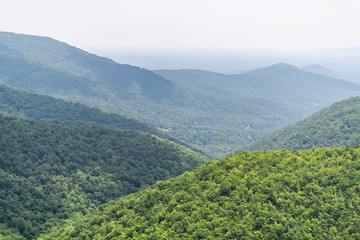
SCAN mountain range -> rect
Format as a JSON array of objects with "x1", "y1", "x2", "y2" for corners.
[
  {"x1": 0, "y1": 32, "x2": 306, "y2": 158},
  {"x1": 155, "y1": 63, "x2": 360, "y2": 115},
  {"x1": 1, "y1": 31, "x2": 360, "y2": 239},
  {"x1": 2, "y1": 32, "x2": 360, "y2": 157}
]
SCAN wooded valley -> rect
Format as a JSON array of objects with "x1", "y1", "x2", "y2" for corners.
[{"x1": 1, "y1": 31, "x2": 360, "y2": 239}]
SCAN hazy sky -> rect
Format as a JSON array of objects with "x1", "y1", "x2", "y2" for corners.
[{"x1": 2, "y1": 0, "x2": 360, "y2": 50}]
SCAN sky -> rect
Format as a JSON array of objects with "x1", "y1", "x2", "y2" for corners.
[{"x1": 1, "y1": 0, "x2": 360, "y2": 50}]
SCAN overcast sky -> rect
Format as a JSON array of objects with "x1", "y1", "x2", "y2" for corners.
[{"x1": 1, "y1": 0, "x2": 360, "y2": 50}]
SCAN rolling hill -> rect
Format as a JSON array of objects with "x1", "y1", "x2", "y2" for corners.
[
  {"x1": 244, "y1": 97, "x2": 360, "y2": 151},
  {"x1": 156, "y1": 63, "x2": 360, "y2": 115},
  {"x1": 0, "y1": 114, "x2": 209, "y2": 239},
  {"x1": 0, "y1": 83, "x2": 190, "y2": 148},
  {"x1": 41, "y1": 145, "x2": 360, "y2": 239},
  {"x1": 0, "y1": 31, "x2": 301, "y2": 158}
]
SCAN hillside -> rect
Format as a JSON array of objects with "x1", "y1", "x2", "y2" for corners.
[
  {"x1": 0, "y1": 83, "x2": 190, "y2": 147},
  {"x1": 156, "y1": 63, "x2": 360, "y2": 115},
  {"x1": 244, "y1": 97, "x2": 360, "y2": 151},
  {"x1": 0, "y1": 114, "x2": 209, "y2": 239},
  {"x1": 0, "y1": 32, "x2": 301, "y2": 158},
  {"x1": 42, "y1": 145, "x2": 360, "y2": 239}
]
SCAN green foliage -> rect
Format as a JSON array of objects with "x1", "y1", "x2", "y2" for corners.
[
  {"x1": 0, "y1": 114, "x2": 209, "y2": 239},
  {"x1": 44, "y1": 145, "x2": 360, "y2": 239},
  {"x1": 154, "y1": 65, "x2": 360, "y2": 157},
  {"x1": 0, "y1": 83, "x2": 191, "y2": 148},
  {"x1": 245, "y1": 97, "x2": 360, "y2": 151},
  {"x1": 0, "y1": 32, "x2": 305, "y2": 158}
]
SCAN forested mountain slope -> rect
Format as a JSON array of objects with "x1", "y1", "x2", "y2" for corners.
[
  {"x1": 156, "y1": 63, "x2": 360, "y2": 115},
  {"x1": 43, "y1": 145, "x2": 360, "y2": 239},
  {"x1": 0, "y1": 84, "x2": 188, "y2": 147},
  {"x1": 0, "y1": 114, "x2": 209, "y2": 239},
  {"x1": 244, "y1": 97, "x2": 360, "y2": 151},
  {"x1": 0, "y1": 32, "x2": 174, "y2": 101},
  {"x1": 0, "y1": 32, "x2": 300, "y2": 158}
]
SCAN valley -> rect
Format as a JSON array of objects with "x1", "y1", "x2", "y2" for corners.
[
  {"x1": 2, "y1": 32, "x2": 360, "y2": 158},
  {"x1": 0, "y1": 31, "x2": 360, "y2": 239}
]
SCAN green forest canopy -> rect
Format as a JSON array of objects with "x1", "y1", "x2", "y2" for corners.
[
  {"x1": 0, "y1": 114, "x2": 209, "y2": 239},
  {"x1": 0, "y1": 83, "x2": 192, "y2": 150},
  {"x1": 244, "y1": 96, "x2": 360, "y2": 151},
  {"x1": 42, "y1": 145, "x2": 360, "y2": 239}
]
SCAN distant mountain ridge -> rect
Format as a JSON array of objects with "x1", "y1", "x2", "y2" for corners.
[
  {"x1": 244, "y1": 97, "x2": 360, "y2": 151},
  {"x1": 0, "y1": 31, "x2": 174, "y2": 102},
  {"x1": 156, "y1": 63, "x2": 360, "y2": 115},
  {"x1": 301, "y1": 64, "x2": 348, "y2": 81},
  {"x1": 0, "y1": 31, "x2": 303, "y2": 158}
]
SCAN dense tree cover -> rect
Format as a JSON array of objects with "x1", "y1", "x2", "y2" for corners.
[
  {"x1": 0, "y1": 31, "x2": 302, "y2": 158},
  {"x1": 245, "y1": 97, "x2": 360, "y2": 151},
  {"x1": 43, "y1": 145, "x2": 360, "y2": 239},
  {"x1": 0, "y1": 114, "x2": 209, "y2": 239},
  {"x1": 0, "y1": 83, "x2": 192, "y2": 148}
]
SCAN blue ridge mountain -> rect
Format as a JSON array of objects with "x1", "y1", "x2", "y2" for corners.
[
  {"x1": 0, "y1": 32, "x2": 304, "y2": 158},
  {"x1": 301, "y1": 64, "x2": 346, "y2": 80},
  {"x1": 156, "y1": 63, "x2": 360, "y2": 115}
]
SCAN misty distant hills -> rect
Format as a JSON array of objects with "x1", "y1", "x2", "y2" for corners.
[
  {"x1": 2, "y1": 32, "x2": 359, "y2": 158},
  {"x1": 154, "y1": 69, "x2": 237, "y2": 95},
  {"x1": 156, "y1": 63, "x2": 360, "y2": 115},
  {"x1": 301, "y1": 64, "x2": 347, "y2": 81},
  {"x1": 242, "y1": 63, "x2": 360, "y2": 111},
  {"x1": 91, "y1": 46, "x2": 360, "y2": 79},
  {"x1": 0, "y1": 31, "x2": 302, "y2": 158},
  {"x1": 244, "y1": 97, "x2": 360, "y2": 151}
]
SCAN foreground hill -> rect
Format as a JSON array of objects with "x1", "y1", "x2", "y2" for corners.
[
  {"x1": 0, "y1": 32, "x2": 300, "y2": 158},
  {"x1": 0, "y1": 114, "x2": 209, "y2": 239},
  {"x1": 244, "y1": 97, "x2": 360, "y2": 151},
  {"x1": 42, "y1": 145, "x2": 360, "y2": 239},
  {"x1": 156, "y1": 63, "x2": 360, "y2": 115}
]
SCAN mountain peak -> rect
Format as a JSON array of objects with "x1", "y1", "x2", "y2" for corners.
[
  {"x1": 272, "y1": 62, "x2": 296, "y2": 67},
  {"x1": 302, "y1": 64, "x2": 334, "y2": 73},
  {"x1": 244, "y1": 63, "x2": 300, "y2": 76},
  {"x1": 301, "y1": 64, "x2": 345, "y2": 80},
  {"x1": 265, "y1": 62, "x2": 299, "y2": 70}
]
